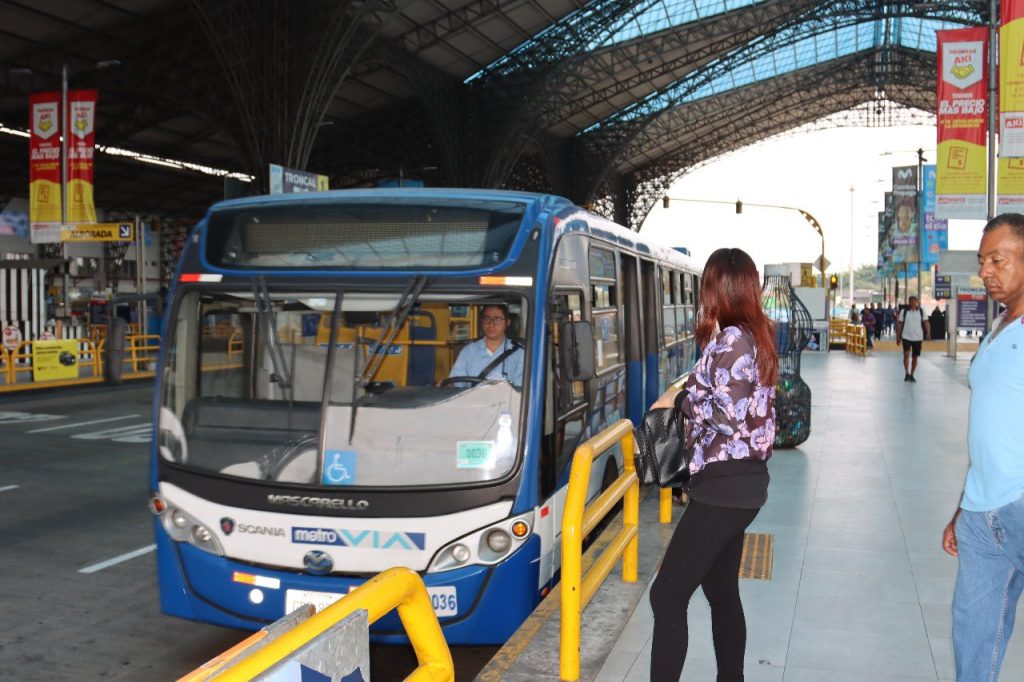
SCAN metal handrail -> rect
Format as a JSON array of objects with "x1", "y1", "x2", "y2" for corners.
[
  {"x1": 210, "y1": 566, "x2": 453, "y2": 682},
  {"x1": 560, "y1": 418, "x2": 639, "y2": 681}
]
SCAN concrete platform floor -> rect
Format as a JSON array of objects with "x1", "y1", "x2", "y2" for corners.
[{"x1": 595, "y1": 349, "x2": 1024, "y2": 681}]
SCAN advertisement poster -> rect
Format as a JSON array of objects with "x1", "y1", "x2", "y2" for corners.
[
  {"x1": 921, "y1": 164, "x2": 948, "y2": 267},
  {"x1": 936, "y1": 27, "x2": 989, "y2": 219},
  {"x1": 28, "y1": 92, "x2": 62, "y2": 225},
  {"x1": 66, "y1": 89, "x2": 97, "y2": 223},
  {"x1": 1000, "y1": 0, "x2": 1024, "y2": 157},
  {"x1": 956, "y1": 288, "x2": 988, "y2": 330},
  {"x1": 891, "y1": 166, "x2": 918, "y2": 265},
  {"x1": 32, "y1": 339, "x2": 80, "y2": 382}
]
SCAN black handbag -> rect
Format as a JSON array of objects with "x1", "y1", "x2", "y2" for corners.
[{"x1": 633, "y1": 389, "x2": 692, "y2": 488}]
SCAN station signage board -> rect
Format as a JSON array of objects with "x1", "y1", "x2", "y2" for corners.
[
  {"x1": 956, "y1": 287, "x2": 988, "y2": 330},
  {"x1": 60, "y1": 222, "x2": 133, "y2": 242},
  {"x1": 269, "y1": 164, "x2": 329, "y2": 194},
  {"x1": 935, "y1": 275, "x2": 952, "y2": 299}
]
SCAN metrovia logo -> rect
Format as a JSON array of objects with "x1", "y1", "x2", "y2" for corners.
[{"x1": 292, "y1": 526, "x2": 426, "y2": 550}]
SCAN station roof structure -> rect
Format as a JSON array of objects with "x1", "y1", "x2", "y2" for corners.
[{"x1": 0, "y1": 1, "x2": 989, "y2": 229}]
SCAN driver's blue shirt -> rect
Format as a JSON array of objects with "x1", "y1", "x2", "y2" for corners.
[{"x1": 449, "y1": 337, "x2": 524, "y2": 386}]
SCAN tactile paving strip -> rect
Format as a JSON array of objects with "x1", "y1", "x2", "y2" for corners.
[{"x1": 738, "y1": 532, "x2": 773, "y2": 580}]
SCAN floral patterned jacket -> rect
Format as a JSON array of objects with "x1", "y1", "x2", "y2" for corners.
[{"x1": 681, "y1": 325, "x2": 776, "y2": 476}]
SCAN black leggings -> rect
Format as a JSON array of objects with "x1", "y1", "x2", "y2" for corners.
[{"x1": 649, "y1": 500, "x2": 759, "y2": 681}]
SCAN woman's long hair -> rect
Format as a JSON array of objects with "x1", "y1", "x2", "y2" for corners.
[{"x1": 695, "y1": 247, "x2": 778, "y2": 386}]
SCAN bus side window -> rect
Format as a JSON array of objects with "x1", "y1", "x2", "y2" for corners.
[{"x1": 540, "y1": 292, "x2": 586, "y2": 498}]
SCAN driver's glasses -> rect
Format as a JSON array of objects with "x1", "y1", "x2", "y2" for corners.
[{"x1": 482, "y1": 316, "x2": 506, "y2": 325}]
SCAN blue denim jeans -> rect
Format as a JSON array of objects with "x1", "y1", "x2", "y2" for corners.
[{"x1": 953, "y1": 495, "x2": 1024, "y2": 682}]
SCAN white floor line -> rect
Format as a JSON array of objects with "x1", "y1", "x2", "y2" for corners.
[
  {"x1": 0, "y1": 484, "x2": 19, "y2": 492},
  {"x1": 78, "y1": 544, "x2": 156, "y2": 574},
  {"x1": 27, "y1": 415, "x2": 140, "y2": 434}
]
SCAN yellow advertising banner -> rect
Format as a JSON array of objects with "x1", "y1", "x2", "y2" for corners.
[
  {"x1": 61, "y1": 222, "x2": 134, "y2": 242},
  {"x1": 1000, "y1": 0, "x2": 1024, "y2": 210},
  {"x1": 29, "y1": 92, "x2": 62, "y2": 223},
  {"x1": 936, "y1": 27, "x2": 989, "y2": 219},
  {"x1": 1000, "y1": 0, "x2": 1024, "y2": 156},
  {"x1": 999, "y1": 158, "x2": 1024, "y2": 212},
  {"x1": 33, "y1": 339, "x2": 80, "y2": 382}
]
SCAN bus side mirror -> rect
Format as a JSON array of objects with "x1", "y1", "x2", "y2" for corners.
[{"x1": 560, "y1": 321, "x2": 595, "y2": 381}]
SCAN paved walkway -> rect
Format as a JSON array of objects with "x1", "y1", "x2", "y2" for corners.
[{"x1": 596, "y1": 348, "x2": 1024, "y2": 681}]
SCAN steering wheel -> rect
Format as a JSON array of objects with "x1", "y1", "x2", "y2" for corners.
[{"x1": 439, "y1": 376, "x2": 486, "y2": 387}]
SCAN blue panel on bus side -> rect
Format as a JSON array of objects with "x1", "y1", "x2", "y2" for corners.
[
  {"x1": 645, "y1": 352, "x2": 660, "y2": 411},
  {"x1": 626, "y1": 358, "x2": 644, "y2": 426},
  {"x1": 167, "y1": 534, "x2": 541, "y2": 645}
]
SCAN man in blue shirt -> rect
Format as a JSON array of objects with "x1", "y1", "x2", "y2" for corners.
[
  {"x1": 942, "y1": 213, "x2": 1024, "y2": 681},
  {"x1": 448, "y1": 304, "x2": 524, "y2": 386}
]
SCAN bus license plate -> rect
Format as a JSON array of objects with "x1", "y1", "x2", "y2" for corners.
[
  {"x1": 284, "y1": 586, "x2": 457, "y2": 618},
  {"x1": 427, "y1": 586, "x2": 457, "y2": 617},
  {"x1": 285, "y1": 588, "x2": 345, "y2": 614}
]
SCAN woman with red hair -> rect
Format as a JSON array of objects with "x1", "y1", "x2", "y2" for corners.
[{"x1": 648, "y1": 247, "x2": 778, "y2": 681}]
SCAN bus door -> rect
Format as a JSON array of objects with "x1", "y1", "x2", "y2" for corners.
[
  {"x1": 620, "y1": 254, "x2": 644, "y2": 425},
  {"x1": 640, "y1": 260, "x2": 660, "y2": 410},
  {"x1": 538, "y1": 290, "x2": 587, "y2": 578}
]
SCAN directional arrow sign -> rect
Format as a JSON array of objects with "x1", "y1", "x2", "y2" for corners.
[
  {"x1": 813, "y1": 255, "x2": 830, "y2": 272},
  {"x1": 61, "y1": 222, "x2": 134, "y2": 242}
]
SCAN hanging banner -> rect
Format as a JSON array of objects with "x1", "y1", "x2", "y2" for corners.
[
  {"x1": 936, "y1": 27, "x2": 988, "y2": 219},
  {"x1": 28, "y1": 92, "x2": 62, "y2": 225},
  {"x1": 921, "y1": 164, "x2": 948, "y2": 267},
  {"x1": 877, "y1": 211, "x2": 889, "y2": 273},
  {"x1": 1000, "y1": 0, "x2": 1024, "y2": 157},
  {"x1": 891, "y1": 166, "x2": 918, "y2": 265},
  {"x1": 880, "y1": 192, "x2": 895, "y2": 276},
  {"x1": 66, "y1": 89, "x2": 97, "y2": 223}
]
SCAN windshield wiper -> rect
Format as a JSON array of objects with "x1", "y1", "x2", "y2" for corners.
[
  {"x1": 357, "y1": 275, "x2": 427, "y2": 386},
  {"x1": 252, "y1": 277, "x2": 292, "y2": 396}
]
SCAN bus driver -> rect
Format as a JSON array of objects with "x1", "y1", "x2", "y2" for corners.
[{"x1": 448, "y1": 304, "x2": 524, "y2": 386}]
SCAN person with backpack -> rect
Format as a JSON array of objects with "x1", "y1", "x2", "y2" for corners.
[{"x1": 896, "y1": 295, "x2": 929, "y2": 382}]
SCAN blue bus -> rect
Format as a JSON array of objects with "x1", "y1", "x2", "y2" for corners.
[{"x1": 150, "y1": 188, "x2": 699, "y2": 644}]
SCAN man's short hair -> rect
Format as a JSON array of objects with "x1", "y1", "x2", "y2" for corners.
[
  {"x1": 984, "y1": 213, "x2": 1024, "y2": 246},
  {"x1": 481, "y1": 303, "x2": 509, "y2": 320}
]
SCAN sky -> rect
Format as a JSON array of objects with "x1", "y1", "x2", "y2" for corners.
[{"x1": 638, "y1": 115, "x2": 986, "y2": 279}]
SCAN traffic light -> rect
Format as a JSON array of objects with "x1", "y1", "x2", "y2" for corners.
[
  {"x1": 735, "y1": 200, "x2": 742, "y2": 214},
  {"x1": 829, "y1": 274, "x2": 839, "y2": 290}
]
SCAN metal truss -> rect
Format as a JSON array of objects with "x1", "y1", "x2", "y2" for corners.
[
  {"x1": 187, "y1": 0, "x2": 405, "y2": 189},
  {"x1": 617, "y1": 47, "x2": 937, "y2": 230}
]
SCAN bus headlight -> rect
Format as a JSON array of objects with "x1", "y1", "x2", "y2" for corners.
[
  {"x1": 157, "y1": 504, "x2": 224, "y2": 557},
  {"x1": 485, "y1": 529, "x2": 511, "y2": 554},
  {"x1": 427, "y1": 512, "x2": 533, "y2": 573}
]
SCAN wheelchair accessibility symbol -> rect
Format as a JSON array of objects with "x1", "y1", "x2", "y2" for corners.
[{"x1": 322, "y1": 450, "x2": 356, "y2": 485}]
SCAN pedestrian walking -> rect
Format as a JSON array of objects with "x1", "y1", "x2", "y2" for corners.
[
  {"x1": 647, "y1": 247, "x2": 777, "y2": 682},
  {"x1": 942, "y1": 213, "x2": 1024, "y2": 681},
  {"x1": 861, "y1": 305, "x2": 876, "y2": 349},
  {"x1": 896, "y1": 296, "x2": 929, "y2": 382}
]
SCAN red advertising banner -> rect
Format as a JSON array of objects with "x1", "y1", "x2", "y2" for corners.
[
  {"x1": 66, "y1": 89, "x2": 97, "y2": 224},
  {"x1": 936, "y1": 27, "x2": 988, "y2": 219},
  {"x1": 999, "y1": 0, "x2": 1024, "y2": 210},
  {"x1": 28, "y1": 92, "x2": 61, "y2": 225}
]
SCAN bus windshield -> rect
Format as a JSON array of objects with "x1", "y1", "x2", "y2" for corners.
[{"x1": 158, "y1": 287, "x2": 526, "y2": 488}]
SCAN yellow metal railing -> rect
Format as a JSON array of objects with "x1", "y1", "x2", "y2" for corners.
[
  {"x1": 189, "y1": 566, "x2": 453, "y2": 682},
  {"x1": 127, "y1": 334, "x2": 161, "y2": 372},
  {"x1": 560, "y1": 418, "x2": 639, "y2": 681},
  {"x1": 0, "y1": 345, "x2": 9, "y2": 384}
]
